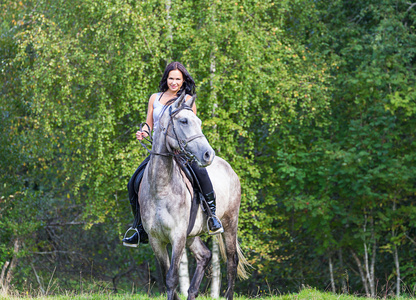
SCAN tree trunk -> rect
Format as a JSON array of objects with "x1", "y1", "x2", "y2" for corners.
[
  {"x1": 210, "y1": 42, "x2": 218, "y2": 124},
  {"x1": 30, "y1": 262, "x2": 45, "y2": 295},
  {"x1": 329, "y1": 255, "x2": 336, "y2": 293},
  {"x1": 338, "y1": 248, "x2": 347, "y2": 294},
  {"x1": 179, "y1": 249, "x2": 190, "y2": 297},
  {"x1": 351, "y1": 250, "x2": 370, "y2": 297},
  {"x1": 0, "y1": 261, "x2": 10, "y2": 290},
  {"x1": 210, "y1": 0, "x2": 218, "y2": 130},
  {"x1": 2, "y1": 237, "x2": 21, "y2": 293},
  {"x1": 165, "y1": 0, "x2": 172, "y2": 62},
  {"x1": 393, "y1": 244, "x2": 400, "y2": 296},
  {"x1": 209, "y1": 8, "x2": 220, "y2": 296},
  {"x1": 392, "y1": 199, "x2": 400, "y2": 297},
  {"x1": 211, "y1": 238, "x2": 221, "y2": 298},
  {"x1": 351, "y1": 215, "x2": 377, "y2": 298},
  {"x1": 363, "y1": 241, "x2": 371, "y2": 296},
  {"x1": 364, "y1": 240, "x2": 376, "y2": 297},
  {"x1": 367, "y1": 217, "x2": 376, "y2": 297}
]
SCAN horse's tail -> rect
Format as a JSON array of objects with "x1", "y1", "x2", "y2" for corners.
[{"x1": 216, "y1": 235, "x2": 251, "y2": 280}]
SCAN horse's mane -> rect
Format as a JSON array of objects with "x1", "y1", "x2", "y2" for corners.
[{"x1": 159, "y1": 94, "x2": 193, "y2": 122}]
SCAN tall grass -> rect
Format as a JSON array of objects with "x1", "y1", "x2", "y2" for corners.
[{"x1": 1, "y1": 286, "x2": 415, "y2": 300}]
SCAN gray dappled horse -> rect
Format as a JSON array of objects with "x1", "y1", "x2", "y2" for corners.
[{"x1": 139, "y1": 93, "x2": 249, "y2": 300}]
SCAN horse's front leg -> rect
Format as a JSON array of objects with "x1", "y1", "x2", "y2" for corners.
[
  {"x1": 166, "y1": 234, "x2": 187, "y2": 300},
  {"x1": 186, "y1": 237, "x2": 212, "y2": 300},
  {"x1": 149, "y1": 238, "x2": 170, "y2": 293}
]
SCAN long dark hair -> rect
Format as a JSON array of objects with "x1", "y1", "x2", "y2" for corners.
[{"x1": 159, "y1": 62, "x2": 196, "y2": 96}]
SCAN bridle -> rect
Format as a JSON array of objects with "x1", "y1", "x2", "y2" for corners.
[{"x1": 139, "y1": 104, "x2": 206, "y2": 162}]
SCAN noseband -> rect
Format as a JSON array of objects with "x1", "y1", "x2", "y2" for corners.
[{"x1": 140, "y1": 104, "x2": 205, "y2": 161}]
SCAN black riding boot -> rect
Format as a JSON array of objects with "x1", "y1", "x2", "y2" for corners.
[
  {"x1": 122, "y1": 197, "x2": 149, "y2": 247},
  {"x1": 122, "y1": 223, "x2": 149, "y2": 247},
  {"x1": 205, "y1": 191, "x2": 224, "y2": 235},
  {"x1": 123, "y1": 157, "x2": 150, "y2": 247}
]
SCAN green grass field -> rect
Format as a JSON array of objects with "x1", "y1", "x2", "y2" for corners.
[{"x1": 2, "y1": 288, "x2": 411, "y2": 300}]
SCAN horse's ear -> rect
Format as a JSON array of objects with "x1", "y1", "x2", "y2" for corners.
[
  {"x1": 185, "y1": 94, "x2": 196, "y2": 108},
  {"x1": 172, "y1": 92, "x2": 186, "y2": 109}
]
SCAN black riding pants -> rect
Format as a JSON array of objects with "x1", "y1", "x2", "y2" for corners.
[
  {"x1": 127, "y1": 156, "x2": 213, "y2": 228},
  {"x1": 127, "y1": 155, "x2": 150, "y2": 228}
]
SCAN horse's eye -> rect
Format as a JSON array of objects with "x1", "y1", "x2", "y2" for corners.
[{"x1": 179, "y1": 119, "x2": 188, "y2": 125}]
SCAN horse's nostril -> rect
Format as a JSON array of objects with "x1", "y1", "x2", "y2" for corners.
[{"x1": 204, "y1": 150, "x2": 213, "y2": 161}]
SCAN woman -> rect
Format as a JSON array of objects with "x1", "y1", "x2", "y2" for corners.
[{"x1": 122, "y1": 62, "x2": 223, "y2": 247}]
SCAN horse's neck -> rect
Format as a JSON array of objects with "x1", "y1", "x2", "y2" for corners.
[{"x1": 147, "y1": 132, "x2": 178, "y2": 187}]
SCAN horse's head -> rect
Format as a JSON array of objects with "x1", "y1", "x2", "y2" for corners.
[{"x1": 160, "y1": 93, "x2": 215, "y2": 167}]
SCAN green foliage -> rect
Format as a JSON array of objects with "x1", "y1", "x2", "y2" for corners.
[{"x1": 2, "y1": 0, "x2": 416, "y2": 297}]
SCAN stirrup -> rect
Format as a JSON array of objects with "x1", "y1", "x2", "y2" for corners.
[
  {"x1": 207, "y1": 216, "x2": 224, "y2": 235},
  {"x1": 123, "y1": 227, "x2": 139, "y2": 248}
]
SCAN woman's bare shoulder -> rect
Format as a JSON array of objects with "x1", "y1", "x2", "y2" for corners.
[
  {"x1": 185, "y1": 94, "x2": 192, "y2": 101},
  {"x1": 148, "y1": 92, "x2": 160, "y2": 105}
]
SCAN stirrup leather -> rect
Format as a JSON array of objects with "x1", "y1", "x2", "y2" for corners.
[
  {"x1": 207, "y1": 215, "x2": 224, "y2": 235},
  {"x1": 123, "y1": 227, "x2": 140, "y2": 248}
]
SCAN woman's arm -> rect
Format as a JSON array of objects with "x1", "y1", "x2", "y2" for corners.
[{"x1": 136, "y1": 94, "x2": 157, "y2": 140}]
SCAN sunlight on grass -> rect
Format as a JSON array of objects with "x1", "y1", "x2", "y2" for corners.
[{"x1": 1, "y1": 287, "x2": 416, "y2": 300}]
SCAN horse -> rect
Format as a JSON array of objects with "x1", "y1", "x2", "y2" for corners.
[{"x1": 139, "y1": 93, "x2": 249, "y2": 300}]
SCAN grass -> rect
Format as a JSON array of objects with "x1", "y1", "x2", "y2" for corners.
[{"x1": 1, "y1": 287, "x2": 415, "y2": 300}]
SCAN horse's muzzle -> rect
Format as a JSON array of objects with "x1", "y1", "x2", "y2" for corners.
[{"x1": 198, "y1": 148, "x2": 215, "y2": 167}]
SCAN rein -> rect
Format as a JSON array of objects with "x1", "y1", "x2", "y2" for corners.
[
  {"x1": 139, "y1": 104, "x2": 205, "y2": 161},
  {"x1": 138, "y1": 122, "x2": 172, "y2": 157}
]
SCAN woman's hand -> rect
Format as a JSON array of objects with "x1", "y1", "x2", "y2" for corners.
[{"x1": 136, "y1": 130, "x2": 148, "y2": 140}]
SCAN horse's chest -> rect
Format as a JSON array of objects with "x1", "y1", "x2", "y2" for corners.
[{"x1": 144, "y1": 193, "x2": 190, "y2": 233}]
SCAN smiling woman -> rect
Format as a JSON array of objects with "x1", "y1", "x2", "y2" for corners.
[
  {"x1": 159, "y1": 62, "x2": 196, "y2": 98},
  {"x1": 122, "y1": 62, "x2": 223, "y2": 248},
  {"x1": 167, "y1": 70, "x2": 183, "y2": 93}
]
